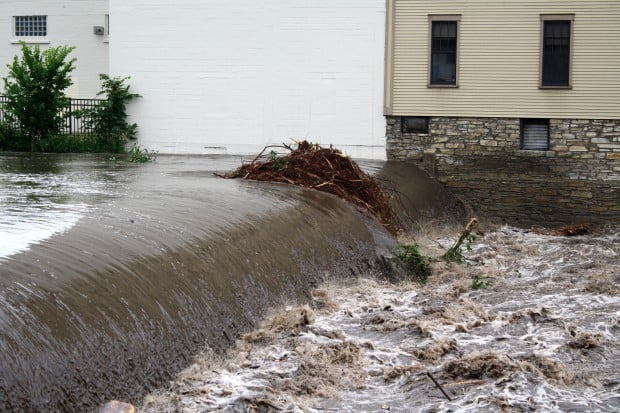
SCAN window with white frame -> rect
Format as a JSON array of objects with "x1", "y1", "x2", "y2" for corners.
[{"x1": 14, "y1": 16, "x2": 47, "y2": 37}]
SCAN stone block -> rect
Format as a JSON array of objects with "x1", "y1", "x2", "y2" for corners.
[
  {"x1": 480, "y1": 139, "x2": 498, "y2": 147},
  {"x1": 569, "y1": 146, "x2": 588, "y2": 152},
  {"x1": 597, "y1": 144, "x2": 620, "y2": 150}
]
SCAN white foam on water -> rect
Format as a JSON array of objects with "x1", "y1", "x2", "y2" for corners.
[{"x1": 140, "y1": 225, "x2": 620, "y2": 412}]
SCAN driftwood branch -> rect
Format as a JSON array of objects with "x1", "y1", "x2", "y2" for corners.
[
  {"x1": 426, "y1": 372, "x2": 452, "y2": 401},
  {"x1": 451, "y1": 217, "x2": 478, "y2": 252},
  {"x1": 443, "y1": 217, "x2": 478, "y2": 262}
]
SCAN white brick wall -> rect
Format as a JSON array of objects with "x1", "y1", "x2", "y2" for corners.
[
  {"x1": 110, "y1": 0, "x2": 386, "y2": 158},
  {"x1": 0, "y1": 0, "x2": 109, "y2": 98}
]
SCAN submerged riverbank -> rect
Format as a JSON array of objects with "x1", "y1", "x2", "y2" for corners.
[{"x1": 138, "y1": 223, "x2": 620, "y2": 412}]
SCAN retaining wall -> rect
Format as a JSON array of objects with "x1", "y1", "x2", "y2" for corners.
[{"x1": 386, "y1": 117, "x2": 620, "y2": 225}]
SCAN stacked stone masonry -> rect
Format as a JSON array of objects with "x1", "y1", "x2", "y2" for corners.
[{"x1": 386, "y1": 117, "x2": 620, "y2": 225}]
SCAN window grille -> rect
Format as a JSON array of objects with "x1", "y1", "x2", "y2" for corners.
[
  {"x1": 521, "y1": 119, "x2": 549, "y2": 150},
  {"x1": 14, "y1": 16, "x2": 47, "y2": 37},
  {"x1": 401, "y1": 117, "x2": 429, "y2": 134},
  {"x1": 430, "y1": 21, "x2": 458, "y2": 85},
  {"x1": 541, "y1": 16, "x2": 573, "y2": 87}
]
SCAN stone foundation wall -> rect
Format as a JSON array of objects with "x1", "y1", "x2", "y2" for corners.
[{"x1": 386, "y1": 116, "x2": 620, "y2": 225}]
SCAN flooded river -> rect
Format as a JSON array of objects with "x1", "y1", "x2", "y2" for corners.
[
  {"x1": 140, "y1": 223, "x2": 620, "y2": 412},
  {"x1": 1, "y1": 153, "x2": 459, "y2": 412},
  {"x1": 1, "y1": 153, "x2": 617, "y2": 412}
]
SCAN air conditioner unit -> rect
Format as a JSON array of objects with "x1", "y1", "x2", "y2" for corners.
[{"x1": 93, "y1": 26, "x2": 105, "y2": 35}]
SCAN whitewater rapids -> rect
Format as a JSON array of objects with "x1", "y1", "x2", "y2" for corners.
[{"x1": 139, "y1": 223, "x2": 620, "y2": 412}]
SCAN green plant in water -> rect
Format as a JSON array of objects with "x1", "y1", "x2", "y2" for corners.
[
  {"x1": 443, "y1": 218, "x2": 478, "y2": 263},
  {"x1": 444, "y1": 232, "x2": 477, "y2": 263},
  {"x1": 472, "y1": 275, "x2": 492, "y2": 290},
  {"x1": 396, "y1": 243, "x2": 431, "y2": 283},
  {"x1": 128, "y1": 145, "x2": 157, "y2": 163}
]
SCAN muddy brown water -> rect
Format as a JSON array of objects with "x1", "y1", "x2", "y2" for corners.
[{"x1": 0, "y1": 154, "x2": 461, "y2": 412}]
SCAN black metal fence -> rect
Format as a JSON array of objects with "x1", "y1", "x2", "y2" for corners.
[
  {"x1": 0, "y1": 95, "x2": 103, "y2": 136},
  {"x1": 0, "y1": 95, "x2": 7, "y2": 126}
]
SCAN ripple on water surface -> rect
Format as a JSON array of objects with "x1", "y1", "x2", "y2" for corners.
[{"x1": 0, "y1": 154, "x2": 130, "y2": 260}]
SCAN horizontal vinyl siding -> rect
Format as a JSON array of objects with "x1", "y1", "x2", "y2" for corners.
[{"x1": 390, "y1": 0, "x2": 620, "y2": 119}]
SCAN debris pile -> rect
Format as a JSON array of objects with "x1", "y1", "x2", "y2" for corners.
[
  {"x1": 220, "y1": 141, "x2": 400, "y2": 233},
  {"x1": 533, "y1": 223, "x2": 591, "y2": 236},
  {"x1": 557, "y1": 223, "x2": 590, "y2": 236}
]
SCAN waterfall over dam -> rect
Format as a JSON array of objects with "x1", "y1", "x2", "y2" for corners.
[{"x1": 0, "y1": 154, "x2": 461, "y2": 412}]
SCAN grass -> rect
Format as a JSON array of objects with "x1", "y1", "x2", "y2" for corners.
[
  {"x1": 128, "y1": 144, "x2": 158, "y2": 162},
  {"x1": 0, "y1": 130, "x2": 126, "y2": 153}
]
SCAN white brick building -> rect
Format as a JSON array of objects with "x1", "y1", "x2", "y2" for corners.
[
  {"x1": 1, "y1": 1, "x2": 387, "y2": 158},
  {"x1": 0, "y1": 0, "x2": 109, "y2": 99},
  {"x1": 109, "y1": 0, "x2": 386, "y2": 157}
]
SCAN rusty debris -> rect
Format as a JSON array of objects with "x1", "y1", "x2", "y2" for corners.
[
  {"x1": 219, "y1": 141, "x2": 400, "y2": 234},
  {"x1": 532, "y1": 223, "x2": 591, "y2": 237},
  {"x1": 556, "y1": 223, "x2": 590, "y2": 237}
]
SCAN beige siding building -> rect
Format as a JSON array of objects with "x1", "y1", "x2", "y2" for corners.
[
  {"x1": 385, "y1": 0, "x2": 619, "y2": 224},
  {"x1": 385, "y1": 0, "x2": 620, "y2": 119}
]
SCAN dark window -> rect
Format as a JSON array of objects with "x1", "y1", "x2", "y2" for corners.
[
  {"x1": 14, "y1": 15, "x2": 47, "y2": 37},
  {"x1": 430, "y1": 21, "x2": 457, "y2": 85},
  {"x1": 401, "y1": 117, "x2": 429, "y2": 134},
  {"x1": 521, "y1": 119, "x2": 549, "y2": 150},
  {"x1": 542, "y1": 20, "x2": 571, "y2": 87}
]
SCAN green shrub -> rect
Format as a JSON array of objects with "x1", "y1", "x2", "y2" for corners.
[
  {"x1": 0, "y1": 131, "x2": 130, "y2": 153},
  {"x1": 79, "y1": 74, "x2": 141, "y2": 151},
  {"x1": 0, "y1": 123, "x2": 29, "y2": 151},
  {"x1": 2, "y1": 42, "x2": 76, "y2": 150},
  {"x1": 396, "y1": 243, "x2": 432, "y2": 283}
]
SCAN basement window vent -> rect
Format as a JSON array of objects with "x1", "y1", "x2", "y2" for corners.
[
  {"x1": 521, "y1": 119, "x2": 549, "y2": 150},
  {"x1": 401, "y1": 117, "x2": 429, "y2": 134}
]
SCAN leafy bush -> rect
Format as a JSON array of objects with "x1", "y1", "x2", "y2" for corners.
[
  {"x1": 2, "y1": 42, "x2": 76, "y2": 150},
  {"x1": 396, "y1": 243, "x2": 432, "y2": 283},
  {"x1": 33, "y1": 134, "x2": 114, "y2": 153},
  {"x1": 80, "y1": 74, "x2": 141, "y2": 151},
  {"x1": 0, "y1": 122, "x2": 29, "y2": 151}
]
